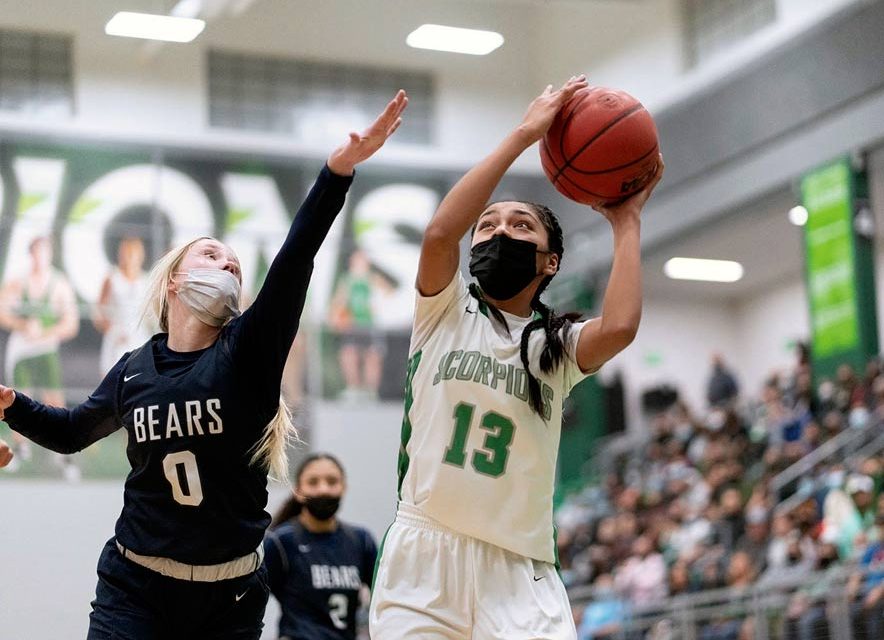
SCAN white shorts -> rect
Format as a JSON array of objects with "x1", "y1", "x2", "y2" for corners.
[{"x1": 369, "y1": 503, "x2": 577, "y2": 640}]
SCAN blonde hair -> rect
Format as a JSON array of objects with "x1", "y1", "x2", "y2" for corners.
[{"x1": 142, "y1": 237, "x2": 299, "y2": 482}]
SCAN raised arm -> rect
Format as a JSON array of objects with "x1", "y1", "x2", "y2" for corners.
[
  {"x1": 0, "y1": 358, "x2": 125, "y2": 454},
  {"x1": 574, "y1": 158, "x2": 664, "y2": 373},
  {"x1": 232, "y1": 91, "x2": 407, "y2": 376},
  {"x1": 416, "y1": 76, "x2": 588, "y2": 296}
]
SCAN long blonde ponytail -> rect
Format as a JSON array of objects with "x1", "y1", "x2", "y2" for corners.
[{"x1": 249, "y1": 399, "x2": 301, "y2": 482}]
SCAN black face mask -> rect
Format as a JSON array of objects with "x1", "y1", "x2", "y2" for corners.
[
  {"x1": 469, "y1": 235, "x2": 544, "y2": 301},
  {"x1": 303, "y1": 495, "x2": 341, "y2": 521}
]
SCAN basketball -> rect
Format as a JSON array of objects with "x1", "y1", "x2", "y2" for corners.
[{"x1": 540, "y1": 86, "x2": 659, "y2": 206}]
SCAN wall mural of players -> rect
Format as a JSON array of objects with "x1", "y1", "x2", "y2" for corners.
[{"x1": 0, "y1": 139, "x2": 556, "y2": 478}]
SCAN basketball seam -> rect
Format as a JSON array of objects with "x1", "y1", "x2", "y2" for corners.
[
  {"x1": 557, "y1": 89, "x2": 598, "y2": 160},
  {"x1": 555, "y1": 167, "x2": 621, "y2": 200},
  {"x1": 563, "y1": 143, "x2": 659, "y2": 176},
  {"x1": 552, "y1": 103, "x2": 645, "y2": 182}
]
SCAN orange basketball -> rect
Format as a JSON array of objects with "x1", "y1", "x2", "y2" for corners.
[{"x1": 540, "y1": 86, "x2": 659, "y2": 206}]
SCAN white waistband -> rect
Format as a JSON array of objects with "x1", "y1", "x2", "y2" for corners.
[
  {"x1": 395, "y1": 502, "x2": 461, "y2": 535},
  {"x1": 116, "y1": 541, "x2": 264, "y2": 582}
]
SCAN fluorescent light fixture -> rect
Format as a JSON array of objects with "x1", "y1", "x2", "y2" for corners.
[
  {"x1": 406, "y1": 24, "x2": 504, "y2": 55},
  {"x1": 664, "y1": 257, "x2": 744, "y2": 283},
  {"x1": 105, "y1": 12, "x2": 205, "y2": 43},
  {"x1": 789, "y1": 205, "x2": 809, "y2": 226}
]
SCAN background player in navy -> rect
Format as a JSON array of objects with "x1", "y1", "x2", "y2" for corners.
[
  {"x1": 265, "y1": 454, "x2": 378, "y2": 640},
  {"x1": 0, "y1": 90, "x2": 407, "y2": 640}
]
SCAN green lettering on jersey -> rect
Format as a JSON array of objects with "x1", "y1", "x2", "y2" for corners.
[
  {"x1": 442, "y1": 402, "x2": 474, "y2": 468},
  {"x1": 430, "y1": 350, "x2": 557, "y2": 418},
  {"x1": 473, "y1": 356, "x2": 493, "y2": 385},
  {"x1": 455, "y1": 351, "x2": 480, "y2": 381},
  {"x1": 442, "y1": 402, "x2": 516, "y2": 479}
]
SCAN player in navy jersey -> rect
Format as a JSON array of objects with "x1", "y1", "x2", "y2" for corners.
[
  {"x1": 264, "y1": 454, "x2": 377, "y2": 640},
  {"x1": 0, "y1": 90, "x2": 407, "y2": 640}
]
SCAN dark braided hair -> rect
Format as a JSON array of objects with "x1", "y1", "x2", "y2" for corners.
[
  {"x1": 469, "y1": 202, "x2": 581, "y2": 418},
  {"x1": 270, "y1": 453, "x2": 346, "y2": 529}
]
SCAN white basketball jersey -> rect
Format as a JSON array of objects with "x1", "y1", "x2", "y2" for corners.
[{"x1": 397, "y1": 272, "x2": 589, "y2": 564}]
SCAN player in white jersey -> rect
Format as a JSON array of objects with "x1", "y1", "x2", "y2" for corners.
[{"x1": 369, "y1": 75, "x2": 663, "y2": 639}]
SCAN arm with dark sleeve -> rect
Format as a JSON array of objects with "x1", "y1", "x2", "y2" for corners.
[
  {"x1": 3, "y1": 357, "x2": 125, "y2": 454},
  {"x1": 263, "y1": 531, "x2": 289, "y2": 597},
  {"x1": 362, "y1": 530, "x2": 379, "y2": 589},
  {"x1": 231, "y1": 165, "x2": 354, "y2": 379}
]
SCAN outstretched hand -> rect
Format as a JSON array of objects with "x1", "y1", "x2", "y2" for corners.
[
  {"x1": 516, "y1": 75, "x2": 589, "y2": 145},
  {"x1": 327, "y1": 90, "x2": 408, "y2": 176},
  {"x1": 0, "y1": 439, "x2": 12, "y2": 468},
  {"x1": 594, "y1": 154, "x2": 665, "y2": 224},
  {"x1": 0, "y1": 384, "x2": 15, "y2": 422}
]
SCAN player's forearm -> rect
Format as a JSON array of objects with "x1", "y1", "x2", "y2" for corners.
[
  {"x1": 234, "y1": 165, "x2": 353, "y2": 369},
  {"x1": 5, "y1": 392, "x2": 117, "y2": 454},
  {"x1": 598, "y1": 217, "x2": 642, "y2": 340},
  {"x1": 425, "y1": 129, "x2": 533, "y2": 244}
]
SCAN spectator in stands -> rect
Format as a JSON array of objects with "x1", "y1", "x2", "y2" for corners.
[
  {"x1": 820, "y1": 487, "x2": 863, "y2": 561},
  {"x1": 784, "y1": 543, "x2": 840, "y2": 640},
  {"x1": 614, "y1": 535, "x2": 668, "y2": 607},
  {"x1": 834, "y1": 364, "x2": 861, "y2": 414},
  {"x1": 847, "y1": 473, "x2": 878, "y2": 533},
  {"x1": 707, "y1": 354, "x2": 739, "y2": 408},
  {"x1": 711, "y1": 487, "x2": 745, "y2": 550},
  {"x1": 668, "y1": 560, "x2": 693, "y2": 596},
  {"x1": 736, "y1": 505, "x2": 770, "y2": 573},
  {"x1": 847, "y1": 509, "x2": 884, "y2": 639},
  {"x1": 577, "y1": 574, "x2": 626, "y2": 640}
]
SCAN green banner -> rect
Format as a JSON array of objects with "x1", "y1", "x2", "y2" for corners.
[{"x1": 801, "y1": 157, "x2": 878, "y2": 378}]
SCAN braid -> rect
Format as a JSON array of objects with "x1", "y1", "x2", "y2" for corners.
[
  {"x1": 519, "y1": 278, "x2": 581, "y2": 418},
  {"x1": 468, "y1": 282, "x2": 510, "y2": 336}
]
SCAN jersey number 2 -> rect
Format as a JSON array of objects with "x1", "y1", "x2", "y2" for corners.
[
  {"x1": 162, "y1": 451, "x2": 204, "y2": 506},
  {"x1": 443, "y1": 402, "x2": 515, "y2": 477},
  {"x1": 328, "y1": 594, "x2": 348, "y2": 630}
]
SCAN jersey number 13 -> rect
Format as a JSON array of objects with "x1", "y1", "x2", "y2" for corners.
[{"x1": 443, "y1": 402, "x2": 515, "y2": 478}]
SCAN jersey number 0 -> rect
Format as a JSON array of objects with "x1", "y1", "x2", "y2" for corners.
[{"x1": 162, "y1": 451, "x2": 204, "y2": 506}]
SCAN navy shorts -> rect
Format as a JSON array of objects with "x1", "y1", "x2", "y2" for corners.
[{"x1": 87, "y1": 539, "x2": 269, "y2": 640}]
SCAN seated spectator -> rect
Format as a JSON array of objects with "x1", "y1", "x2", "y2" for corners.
[
  {"x1": 736, "y1": 505, "x2": 770, "y2": 573},
  {"x1": 847, "y1": 510, "x2": 884, "y2": 639},
  {"x1": 578, "y1": 574, "x2": 627, "y2": 640},
  {"x1": 712, "y1": 487, "x2": 746, "y2": 550},
  {"x1": 847, "y1": 473, "x2": 877, "y2": 533},
  {"x1": 820, "y1": 488, "x2": 863, "y2": 561},
  {"x1": 784, "y1": 543, "x2": 840, "y2": 640},
  {"x1": 614, "y1": 535, "x2": 668, "y2": 607}
]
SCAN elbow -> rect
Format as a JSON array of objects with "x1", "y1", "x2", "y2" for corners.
[
  {"x1": 422, "y1": 222, "x2": 458, "y2": 248},
  {"x1": 606, "y1": 322, "x2": 639, "y2": 350}
]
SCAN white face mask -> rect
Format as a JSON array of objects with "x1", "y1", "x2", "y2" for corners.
[{"x1": 173, "y1": 268, "x2": 241, "y2": 327}]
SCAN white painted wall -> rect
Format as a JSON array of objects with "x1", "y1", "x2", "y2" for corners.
[
  {"x1": 732, "y1": 278, "x2": 810, "y2": 396},
  {"x1": 602, "y1": 296, "x2": 739, "y2": 428}
]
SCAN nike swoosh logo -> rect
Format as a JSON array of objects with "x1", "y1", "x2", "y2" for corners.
[
  {"x1": 533, "y1": 576, "x2": 544, "y2": 582},
  {"x1": 235, "y1": 589, "x2": 249, "y2": 602},
  {"x1": 123, "y1": 373, "x2": 142, "y2": 382}
]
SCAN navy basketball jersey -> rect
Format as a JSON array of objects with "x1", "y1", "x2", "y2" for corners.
[
  {"x1": 114, "y1": 335, "x2": 274, "y2": 564},
  {"x1": 264, "y1": 520, "x2": 378, "y2": 640},
  {"x1": 3, "y1": 166, "x2": 355, "y2": 568}
]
